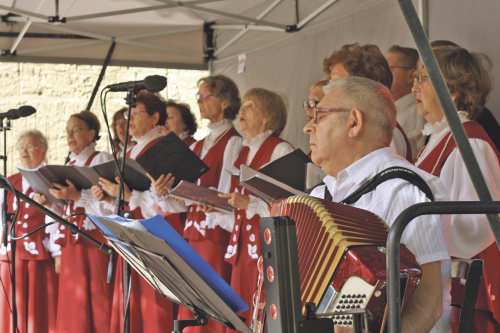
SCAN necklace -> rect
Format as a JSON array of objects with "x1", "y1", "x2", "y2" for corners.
[{"x1": 203, "y1": 125, "x2": 233, "y2": 151}]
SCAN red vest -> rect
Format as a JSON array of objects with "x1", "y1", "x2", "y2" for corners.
[
  {"x1": 183, "y1": 136, "x2": 196, "y2": 147},
  {"x1": 56, "y1": 151, "x2": 105, "y2": 247},
  {"x1": 183, "y1": 127, "x2": 241, "y2": 243},
  {"x1": 0, "y1": 173, "x2": 52, "y2": 261},
  {"x1": 225, "y1": 134, "x2": 285, "y2": 266},
  {"x1": 125, "y1": 136, "x2": 163, "y2": 220},
  {"x1": 415, "y1": 121, "x2": 500, "y2": 322}
]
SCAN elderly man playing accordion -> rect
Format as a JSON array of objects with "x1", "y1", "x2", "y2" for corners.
[{"x1": 303, "y1": 76, "x2": 452, "y2": 333}]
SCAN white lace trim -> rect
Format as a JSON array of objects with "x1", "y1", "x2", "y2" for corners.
[
  {"x1": 69, "y1": 142, "x2": 96, "y2": 163},
  {"x1": 179, "y1": 131, "x2": 190, "y2": 141},
  {"x1": 208, "y1": 118, "x2": 233, "y2": 132},
  {"x1": 421, "y1": 111, "x2": 469, "y2": 136},
  {"x1": 245, "y1": 195, "x2": 270, "y2": 219},
  {"x1": 132, "y1": 126, "x2": 164, "y2": 144},
  {"x1": 243, "y1": 130, "x2": 273, "y2": 148}
]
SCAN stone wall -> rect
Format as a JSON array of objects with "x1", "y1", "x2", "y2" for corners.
[{"x1": 0, "y1": 63, "x2": 208, "y2": 176}]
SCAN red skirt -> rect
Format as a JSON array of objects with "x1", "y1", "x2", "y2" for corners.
[
  {"x1": 0, "y1": 258, "x2": 58, "y2": 333},
  {"x1": 109, "y1": 257, "x2": 174, "y2": 333},
  {"x1": 224, "y1": 256, "x2": 258, "y2": 333},
  {"x1": 56, "y1": 243, "x2": 113, "y2": 333},
  {"x1": 178, "y1": 239, "x2": 232, "y2": 333}
]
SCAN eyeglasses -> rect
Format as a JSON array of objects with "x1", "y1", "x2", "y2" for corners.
[
  {"x1": 312, "y1": 107, "x2": 353, "y2": 124},
  {"x1": 65, "y1": 127, "x2": 88, "y2": 136},
  {"x1": 124, "y1": 111, "x2": 148, "y2": 119},
  {"x1": 303, "y1": 100, "x2": 320, "y2": 109},
  {"x1": 195, "y1": 92, "x2": 217, "y2": 101},
  {"x1": 390, "y1": 66, "x2": 414, "y2": 70},
  {"x1": 112, "y1": 120, "x2": 127, "y2": 128},
  {"x1": 413, "y1": 75, "x2": 429, "y2": 84},
  {"x1": 17, "y1": 145, "x2": 39, "y2": 152}
]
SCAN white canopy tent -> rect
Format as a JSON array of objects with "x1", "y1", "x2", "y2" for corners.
[{"x1": 0, "y1": 0, "x2": 499, "y2": 151}]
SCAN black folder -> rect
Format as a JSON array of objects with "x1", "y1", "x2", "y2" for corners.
[{"x1": 136, "y1": 132, "x2": 209, "y2": 188}]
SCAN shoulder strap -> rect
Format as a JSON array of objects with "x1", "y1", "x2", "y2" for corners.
[{"x1": 340, "y1": 167, "x2": 434, "y2": 204}]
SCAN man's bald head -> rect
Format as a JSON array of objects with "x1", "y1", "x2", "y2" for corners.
[{"x1": 323, "y1": 76, "x2": 397, "y2": 146}]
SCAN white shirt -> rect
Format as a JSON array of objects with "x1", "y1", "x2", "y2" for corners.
[
  {"x1": 310, "y1": 147, "x2": 451, "y2": 333},
  {"x1": 125, "y1": 127, "x2": 187, "y2": 218},
  {"x1": 395, "y1": 93, "x2": 427, "y2": 161},
  {"x1": 415, "y1": 114, "x2": 500, "y2": 258},
  {"x1": 153, "y1": 119, "x2": 244, "y2": 218},
  {"x1": 206, "y1": 130, "x2": 294, "y2": 232},
  {"x1": 391, "y1": 126, "x2": 408, "y2": 161},
  {"x1": 48, "y1": 143, "x2": 114, "y2": 256}
]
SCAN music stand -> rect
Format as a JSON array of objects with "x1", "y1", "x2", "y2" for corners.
[{"x1": 89, "y1": 215, "x2": 252, "y2": 333}]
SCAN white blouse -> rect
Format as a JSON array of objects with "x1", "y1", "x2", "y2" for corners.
[
  {"x1": 47, "y1": 143, "x2": 114, "y2": 256},
  {"x1": 205, "y1": 130, "x2": 294, "y2": 232},
  {"x1": 415, "y1": 113, "x2": 500, "y2": 258}
]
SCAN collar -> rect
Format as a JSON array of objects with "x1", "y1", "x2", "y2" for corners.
[
  {"x1": 243, "y1": 130, "x2": 273, "y2": 148},
  {"x1": 179, "y1": 131, "x2": 190, "y2": 141},
  {"x1": 323, "y1": 147, "x2": 397, "y2": 193},
  {"x1": 132, "y1": 126, "x2": 163, "y2": 145},
  {"x1": 69, "y1": 142, "x2": 96, "y2": 163},
  {"x1": 207, "y1": 119, "x2": 233, "y2": 140},
  {"x1": 422, "y1": 111, "x2": 469, "y2": 136},
  {"x1": 395, "y1": 93, "x2": 417, "y2": 123}
]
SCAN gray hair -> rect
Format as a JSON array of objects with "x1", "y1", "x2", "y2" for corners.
[
  {"x1": 323, "y1": 77, "x2": 396, "y2": 145},
  {"x1": 17, "y1": 129, "x2": 48, "y2": 150}
]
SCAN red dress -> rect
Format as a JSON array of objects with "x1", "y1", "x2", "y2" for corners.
[
  {"x1": 55, "y1": 151, "x2": 114, "y2": 333},
  {"x1": 178, "y1": 127, "x2": 241, "y2": 333},
  {"x1": 110, "y1": 136, "x2": 176, "y2": 333},
  {"x1": 0, "y1": 173, "x2": 58, "y2": 333},
  {"x1": 415, "y1": 121, "x2": 500, "y2": 333},
  {"x1": 223, "y1": 134, "x2": 285, "y2": 333}
]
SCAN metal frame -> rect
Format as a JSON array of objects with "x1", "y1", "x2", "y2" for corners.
[
  {"x1": 213, "y1": 0, "x2": 283, "y2": 57},
  {"x1": 0, "y1": 0, "x2": 341, "y2": 68},
  {"x1": 386, "y1": 201, "x2": 500, "y2": 333}
]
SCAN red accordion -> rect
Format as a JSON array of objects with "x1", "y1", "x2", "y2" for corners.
[{"x1": 262, "y1": 195, "x2": 422, "y2": 332}]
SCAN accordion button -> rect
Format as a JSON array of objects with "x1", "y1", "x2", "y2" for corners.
[
  {"x1": 348, "y1": 321, "x2": 352, "y2": 325},
  {"x1": 349, "y1": 300, "x2": 353, "y2": 304},
  {"x1": 343, "y1": 321, "x2": 348, "y2": 325},
  {"x1": 339, "y1": 300, "x2": 343, "y2": 304},
  {"x1": 357, "y1": 294, "x2": 362, "y2": 298},
  {"x1": 341, "y1": 295, "x2": 346, "y2": 298},
  {"x1": 341, "y1": 305, "x2": 345, "y2": 309},
  {"x1": 341, "y1": 316, "x2": 345, "y2": 319},
  {"x1": 334, "y1": 321, "x2": 338, "y2": 325},
  {"x1": 357, "y1": 305, "x2": 361, "y2": 308},
  {"x1": 362, "y1": 294, "x2": 366, "y2": 298}
]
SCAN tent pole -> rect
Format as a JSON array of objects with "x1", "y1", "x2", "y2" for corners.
[
  {"x1": 86, "y1": 41, "x2": 116, "y2": 110},
  {"x1": 9, "y1": 0, "x2": 47, "y2": 54},
  {"x1": 417, "y1": 0, "x2": 428, "y2": 37}
]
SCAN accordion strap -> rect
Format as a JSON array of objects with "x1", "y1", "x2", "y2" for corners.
[{"x1": 323, "y1": 167, "x2": 435, "y2": 204}]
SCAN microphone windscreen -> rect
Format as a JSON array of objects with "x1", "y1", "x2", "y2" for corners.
[
  {"x1": 144, "y1": 75, "x2": 167, "y2": 93},
  {"x1": 17, "y1": 105, "x2": 36, "y2": 117}
]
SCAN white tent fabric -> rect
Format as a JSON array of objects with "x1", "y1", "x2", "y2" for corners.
[
  {"x1": 213, "y1": 0, "x2": 500, "y2": 152},
  {"x1": 0, "y1": 0, "x2": 499, "y2": 151}
]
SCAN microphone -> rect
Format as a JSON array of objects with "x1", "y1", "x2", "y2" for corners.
[
  {"x1": 105, "y1": 75, "x2": 167, "y2": 93},
  {"x1": 0, "y1": 106, "x2": 36, "y2": 120}
]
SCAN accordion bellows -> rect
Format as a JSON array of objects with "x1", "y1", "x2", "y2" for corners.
[{"x1": 270, "y1": 195, "x2": 421, "y2": 330}]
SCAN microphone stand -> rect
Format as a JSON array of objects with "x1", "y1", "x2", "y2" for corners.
[
  {"x1": 0, "y1": 116, "x2": 17, "y2": 333},
  {"x1": 114, "y1": 89, "x2": 136, "y2": 333}
]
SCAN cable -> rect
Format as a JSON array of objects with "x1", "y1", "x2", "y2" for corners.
[{"x1": 9, "y1": 222, "x2": 55, "y2": 241}]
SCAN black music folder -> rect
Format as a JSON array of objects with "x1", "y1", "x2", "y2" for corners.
[
  {"x1": 89, "y1": 214, "x2": 252, "y2": 333},
  {"x1": 231, "y1": 149, "x2": 316, "y2": 202},
  {"x1": 136, "y1": 132, "x2": 209, "y2": 188}
]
